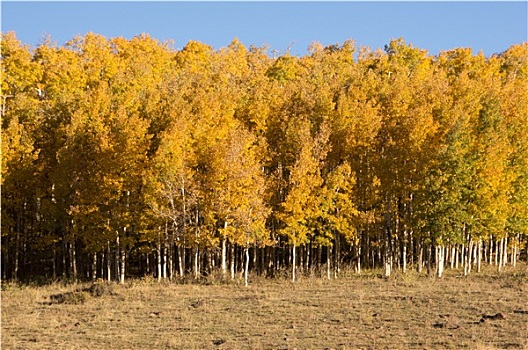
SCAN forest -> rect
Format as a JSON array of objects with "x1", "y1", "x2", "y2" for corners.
[{"x1": 1, "y1": 32, "x2": 527, "y2": 284}]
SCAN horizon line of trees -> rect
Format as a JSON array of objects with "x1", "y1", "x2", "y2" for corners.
[{"x1": 2, "y1": 32, "x2": 527, "y2": 285}]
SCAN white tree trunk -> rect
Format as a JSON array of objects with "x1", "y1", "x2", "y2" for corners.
[
  {"x1": 157, "y1": 241, "x2": 162, "y2": 282},
  {"x1": 495, "y1": 239, "x2": 500, "y2": 266},
  {"x1": 119, "y1": 248, "x2": 125, "y2": 284},
  {"x1": 503, "y1": 236, "x2": 508, "y2": 268},
  {"x1": 221, "y1": 236, "x2": 227, "y2": 275},
  {"x1": 71, "y1": 240, "x2": 77, "y2": 280},
  {"x1": 106, "y1": 242, "x2": 111, "y2": 281},
  {"x1": 163, "y1": 245, "x2": 168, "y2": 280},
  {"x1": 436, "y1": 246, "x2": 444, "y2": 278},
  {"x1": 178, "y1": 245, "x2": 184, "y2": 277},
  {"x1": 299, "y1": 245, "x2": 304, "y2": 273},
  {"x1": 451, "y1": 245, "x2": 456, "y2": 268},
  {"x1": 327, "y1": 245, "x2": 332, "y2": 280},
  {"x1": 385, "y1": 236, "x2": 391, "y2": 276},
  {"x1": 417, "y1": 242, "x2": 423, "y2": 273},
  {"x1": 467, "y1": 240, "x2": 473, "y2": 275},
  {"x1": 193, "y1": 247, "x2": 199, "y2": 279},
  {"x1": 230, "y1": 243, "x2": 235, "y2": 280},
  {"x1": 463, "y1": 243, "x2": 469, "y2": 276},
  {"x1": 244, "y1": 245, "x2": 250, "y2": 287},
  {"x1": 498, "y1": 238, "x2": 504, "y2": 273},
  {"x1": 114, "y1": 238, "x2": 120, "y2": 282}
]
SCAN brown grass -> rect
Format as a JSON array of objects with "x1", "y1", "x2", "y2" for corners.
[{"x1": 2, "y1": 264, "x2": 528, "y2": 350}]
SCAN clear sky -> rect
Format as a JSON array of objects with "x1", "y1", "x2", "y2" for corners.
[{"x1": 2, "y1": 1, "x2": 527, "y2": 57}]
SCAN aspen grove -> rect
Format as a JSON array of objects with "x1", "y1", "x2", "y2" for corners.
[{"x1": 2, "y1": 32, "x2": 527, "y2": 283}]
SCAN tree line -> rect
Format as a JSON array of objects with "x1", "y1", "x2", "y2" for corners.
[{"x1": 2, "y1": 32, "x2": 527, "y2": 284}]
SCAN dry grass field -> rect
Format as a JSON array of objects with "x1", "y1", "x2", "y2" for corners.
[{"x1": 2, "y1": 266, "x2": 528, "y2": 350}]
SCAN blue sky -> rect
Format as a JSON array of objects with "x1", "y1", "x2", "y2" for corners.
[{"x1": 2, "y1": 2, "x2": 527, "y2": 56}]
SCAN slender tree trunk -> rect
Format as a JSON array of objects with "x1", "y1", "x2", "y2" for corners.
[
  {"x1": 106, "y1": 242, "x2": 111, "y2": 281},
  {"x1": 221, "y1": 219, "x2": 227, "y2": 275},
  {"x1": 146, "y1": 252, "x2": 150, "y2": 275},
  {"x1": 193, "y1": 247, "x2": 199, "y2": 279},
  {"x1": 244, "y1": 244, "x2": 250, "y2": 287},
  {"x1": 62, "y1": 236, "x2": 67, "y2": 278},
  {"x1": 238, "y1": 248, "x2": 244, "y2": 278},
  {"x1": 317, "y1": 245, "x2": 322, "y2": 276},
  {"x1": 450, "y1": 246, "x2": 455, "y2": 269},
  {"x1": 269, "y1": 245, "x2": 275, "y2": 276},
  {"x1": 101, "y1": 250, "x2": 105, "y2": 279},
  {"x1": 277, "y1": 244, "x2": 282, "y2": 272},
  {"x1": 306, "y1": 242, "x2": 311, "y2": 272},
  {"x1": 181, "y1": 243, "x2": 186, "y2": 276},
  {"x1": 117, "y1": 228, "x2": 126, "y2": 284},
  {"x1": 13, "y1": 220, "x2": 21, "y2": 281},
  {"x1": 489, "y1": 237, "x2": 493, "y2": 265},
  {"x1": 417, "y1": 239, "x2": 423, "y2": 273},
  {"x1": 462, "y1": 243, "x2": 467, "y2": 275},
  {"x1": 52, "y1": 247, "x2": 57, "y2": 279},
  {"x1": 92, "y1": 252, "x2": 97, "y2": 281},
  {"x1": 157, "y1": 237, "x2": 162, "y2": 282},
  {"x1": 503, "y1": 236, "x2": 508, "y2": 268},
  {"x1": 498, "y1": 238, "x2": 504, "y2": 273},
  {"x1": 178, "y1": 245, "x2": 184, "y2": 277},
  {"x1": 335, "y1": 235, "x2": 340, "y2": 278},
  {"x1": 119, "y1": 248, "x2": 125, "y2": 284},
  {"x1": 477, "y1": 240, "x2": 482, "y2": 273},
  {"x1": 71, "y1": 240, "x2": 77, "y2": 280},
  {"x1": 252, "y1": 247, "x2": 257, "y2": 272},
  {"x1": 455, "y1": 245, "x2": 459, "y2": 270},
  {"x1": 426, "y1": 243, "x2": 432, "y2": 276},
  {"x1": 163, "y1": 224, "x2": 168, "y2": 280},
  {"x1": 385, "y1": 245, "x2": 392, "y2": 277},
  {"x1": 115, "y1": 238, "x2": 120, "y2": 282},
  {"x1": 467, "y1": 240, "x2": 473, "y2": 275},
  {"x1": 364, "y1": 230, "x2": 371, "y2": 270},
  {"x1": 356, "y1": 244, "x2": 361, "y2": 275},
  {"x1": 436, "y1": 245, "x2": 444, "y2": 278},
  {"x1": 162, "y1": 245, "x2": 167, "y2": 280},
  {"x1": 221, "y1": 235, "x2": 227, "y2": 275},
  {"x1": 483, "y1": 238, "x2": 488, "y2": 265},
  {"x1": 467, "y1": 242, "x2": 472, "y2": 268},
  {"x1": 230, "y1": 243, "x2": 235, "y2": 280},
  {"x1": 402, "y1": 230, "x2": 408, "y2": 274},
  {"x1": 494, "y1": 239, "x2": 498, "y2": 266},
  {"x1": 327, "y1": 245, "x2": 332, "y2": 280},
  {"x1": 292, "y1": 244, "x2": 296, "y2": 283},
  {"x1": 409, "y1": 231, "x2": 414, "y2": 269},
  {"x1": 298, "y1": 245, "x2": 304, "y2": 274},
  {"x1": 384, "y1": 211, "x2": 392, "y2": 278}
]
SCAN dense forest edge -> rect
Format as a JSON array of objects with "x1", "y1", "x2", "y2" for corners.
[{"x1": 1, "y1": 32, "x2": 527, "y2": 285}]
